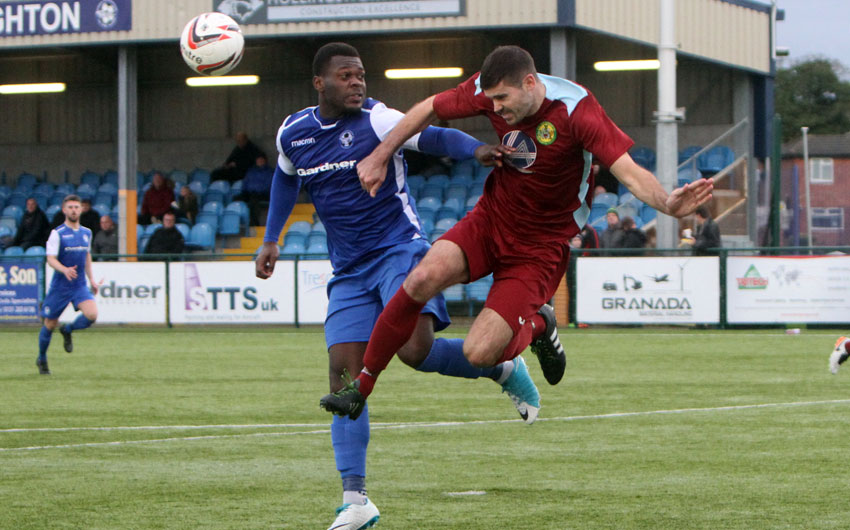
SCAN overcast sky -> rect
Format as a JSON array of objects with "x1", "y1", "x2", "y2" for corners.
[{"x1": 776, "y1": 0, "x2": 850, "y2": 68}]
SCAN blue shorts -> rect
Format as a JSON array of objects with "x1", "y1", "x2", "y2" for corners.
[
  {"x1": 324, "y1": 238, "x2": 450, "y2": 349},
  {"x1": 42, "y1": 284, "x2": 94, "y2": 320}
]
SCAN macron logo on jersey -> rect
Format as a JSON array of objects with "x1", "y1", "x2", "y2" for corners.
[
  {"x1": 291, "y1": 138, "x2": 316, "y2": 147},
  {"x1": 296, "y1": 159, "x2": 357, "y2": 177}
]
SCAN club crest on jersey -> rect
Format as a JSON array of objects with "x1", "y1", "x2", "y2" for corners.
[
  {"x1": 536, "y1": 121, "x2": 557, "y2": 145},
  {"x1": 339, "y1": 130, "x2": 355, "y2": 149},
  {"x1": 501, "y1": 130, "x2": 537, "y2": 172}
]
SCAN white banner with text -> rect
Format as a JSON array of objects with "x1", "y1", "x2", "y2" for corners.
[
  {"x1": 726, "y1": 255, "x2": 850, "y2": 323},
  {"x1": 576, "y1": 257, "x2": 720, "y2": 324},
  {"x1": 46, "y1": 262, "x2": 167, "y2": 323}
]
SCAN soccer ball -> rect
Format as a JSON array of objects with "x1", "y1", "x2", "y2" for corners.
[{"x1": 179, "y1": 12, "x2": 244, "y2": 76}]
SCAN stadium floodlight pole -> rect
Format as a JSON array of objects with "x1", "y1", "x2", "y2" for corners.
[
  {"x1": 654, "y1": 0, "x2": 681, "y2": 250},
  {"x1": 801, "y1": 126, "x2": 813, "y2": 253}
]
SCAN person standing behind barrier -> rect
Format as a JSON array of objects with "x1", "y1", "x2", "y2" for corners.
[
  {"x1": 688, "y1": 205, "x2": 721, "y2": 256},
  {"x1": 37, "y1": 195, "x2": 100, "y2": 375},
  {"x1": 92, "y1": 215, "x2": 118, "y2": 260}
]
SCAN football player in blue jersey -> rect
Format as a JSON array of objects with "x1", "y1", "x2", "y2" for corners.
[
  {"x1": 37, "y1": 195, "x2": 100, "y2": 375},
  {"x1": 255, "y1": 42, "x2": 540, "y2": 530}
]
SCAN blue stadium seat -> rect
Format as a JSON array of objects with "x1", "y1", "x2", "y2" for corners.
[
  {"x1": 176, "y1": 223, "x2": 191, "y2": 241},
  {"x1": 467, "y1": 274, "x2": 493, "y2": 302},
  {"x1": 94, "y1": 193, "x2": 114, "y2": 208},
  {"x1": 5, "y1": 245, "x2": 24, "y2": 256},
  {"x1": 445, "y1": 183, "x2": 467, "y2": 202},
  {"x1": 419, "y1": 183, "x2": 444, "y2": 201},
  {"x1": 196, "y1": 212, "x2": 219, "y2": 233},
  {"x1": 286, "y1": 220, "x2": 313, "y2": 236},
  {"x1": 144, "y1": 223, "x2": 162, "y2": 236},
  {"x1": 677, "y1": 166, "x2": 701, "y2": 187},
  {"x1": 208, "y1": 179, "x2": 231, "y2": 195},
  {"x1": 138, "y1": 235, "x2": 150, "y2": 254},
  {"x1": 281, "y1": 240, "x2": 306, "y2": 255},
  {"x1": 435, "y1": 218, "x2": 457, "y2": 231},
  {"x1": 284, "y1": 232, "x2": 306, "y2": 247},
  {"x1": 219, "y1": 211, "x2": 241, "y2": 235},
  {"x1": 0, "y1": 216, "x2": 17, "y2": 232},
  {"x1": 407, "y1": 174, "x2": 426, "y2": 190},
  {"x1": 310, "y1": 221, "x2": 326, "y2": 235},
  {"x1": 2, "y1": 205, "x2": 23, "y2": 224},
  {"x1": 98, "y1": 182, "x2": 118, "y2": 196},
  {"x1": 589, "y1": 203, "x2": 609, "y2": 223},
  {"x1": 79, "y1": 171, "x2": 101, "y2": 188},
  {"x1": 427, "y1": 174, "x2": 450, "y2": 187},
  {"x1": 0, "y1": 185, "x2": 10, "y2": 201},
  {"x1": 420, "y1": 217, "x2": 434, "y2": 236},
  {"x1": 451, "y1": 159, "x2": 476, "y2": 178},
  {"x1": 203, "y1": 190, "x2": 225, "y2": 205},
  {"x1": 24, "y1": 245, "x2": 45, "y2": 256},
  {"x1": 229, "y1": 179, "x2": 243, "y2": 199},
  {"x1": 306, "y1": 239, "x2": 328, "y2": 255},
  {"x1": 697, "y1": 145, "x2": 734, "y2": 175},
  {"x1": 443, "y1": 284, "x2": 465, "y2": 302},
  {"x1": 590, "y1": 215, "x2": 608, "y2": 234},
  {"x1": 188, "y1": 180, "x2": 206, "y2": 197},
  {"x1": 190, "y1": 168, "x2": 211, "y2": 186},
  {"x1": 678, "y1": 145, "x2": 703, "y2": 164},
  {"x1": 92, "y1": 203, "x2": 111, "y2": 217},
  {"x1": 6, "y1": 193, "x2": 27, "y2": 210},
  {"x1": 16, "y1": 173, "x2": 37, "y2": 190},
  {"x1": 102, "y1": 170, "x2": 119, "y2": 187},
  {"x1": 55, "y1": 183, "x2": 75, "y2": 196},
  {"x1": 32, "y1": 193, "x2": 49, "y2": 211},
  {"x1": 429, "y1": 229, "x2": 446, "y2": 242},
  {"x1": 186, "y1": 222, "x2": 215, "y2": 250},
  {"x1": 641, "y1": 204, "x2": 657, "y2": 224},
  {"x1": 475, "y1": 164, "x2": 492, "y2": 180},
  {"x1": 630, "y1": 146, "x2": 656, "y2": 171},
  {"x1": 307, "y1": 233, "x2": 327, "y2": 248},
  {"x1": 593, "y1": 192, "x2": 618, "y2": 209},
  {"x1": 617, "y1": 203, "x2": 640, "y2": 221},
  {"x1": 202, "y1": 201, "x2": 223, "y2": 216},
  {"x1": 76, "y1": 183, "x2": 96, "y2": 200},
  {"x1": 169, "y1": 169, "x2": 188, "y2": 187},
  {"x1": 0, "y1": 225, "x2": 12, "y2": 239},
  {"x1": 35, "y1": 183, "x2": 54, "y2": 195},
  {"x1": 465, "y1": 194, "x2": 480, "y2": 214},
  {"x1": 225, "y1": 201, "x2": 250, "y2": 226},
  {"x1": 416, "y1": 196, "x2": 441, "y2": 217}
]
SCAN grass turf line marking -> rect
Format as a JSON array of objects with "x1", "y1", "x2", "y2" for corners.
[{"x1": 2, "y1": 399, "x2": 848, "y2": 452}]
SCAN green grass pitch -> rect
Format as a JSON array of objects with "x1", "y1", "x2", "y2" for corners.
[{"x1": 1, "y1": 326, "x2": 849, "y2": 529}]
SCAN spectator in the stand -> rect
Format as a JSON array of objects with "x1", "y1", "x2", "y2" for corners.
[
  {"x1": 211, "y1": 131, "x2": 267, "y2": 183},
  {"x1": 145, "y1": 212, "x2": 184, "y2": 257},
  {"x1": 12, "y1": 198, "x2": 51, "y2": 250},
  {"x1": 599, "y1": 208, "x2": 624, "y2": 250},
  {"x1": 172, "y1": 185, "x2": 199, "y2": 224},
  {"x1": 139, "y1": 171, "x2": 174, "y2": 225},
  {"x1": 619, "y1": 216, "x2": 647, "y2": 252},
  {"x1": 593, "y1": 184, "x2": 607, "y2": 197},
  {"x1": 80, "y1": 198, "x2": 101, "y2": 236},
  {"x1": 92, "y1": 215, "x2": 118, "y2": 260},
  {"x1": 690, "y1": 205, "x2": 721, "y2": 256},
  {"x1": 237, "y1": 153, "x2": 274, "y2": 225},
  {"x1": 580, "y1": 224, "x2": 599, "y2": 255}
]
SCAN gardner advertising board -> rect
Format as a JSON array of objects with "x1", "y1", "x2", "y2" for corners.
[
  {"x1": 168, "y1": 261, "x2": 295, "y2": 324},
  {"x1": 46, "y1": 262, "x2": 167, "y2": 324},
  {"x1": 726, "y1": 255, "x2": 850, "y2": 324},
  {"x1": 575, "y1": 256, "x2": 720, "y2": 324}
]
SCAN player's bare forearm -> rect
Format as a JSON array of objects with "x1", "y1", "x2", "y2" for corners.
[
  {"x1": 359, "y1": 95, "x2": 438, "y2": 197},
  {"x1": 609, "y1": 153, "x2": 713, "y2": 217}
]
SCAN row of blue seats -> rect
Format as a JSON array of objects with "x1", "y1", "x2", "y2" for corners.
[
  {"x1": 139, "y1": 222, "x2": 216, "y2": 252},
  {"x1": 631, "y1": 145, "x2": 735, "y2": 175},
  {"x1": 1, "y1": 245, "x2": 46, "y2": 257}
]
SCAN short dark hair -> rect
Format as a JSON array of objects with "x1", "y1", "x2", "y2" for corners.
[
  {"x1": 312, "y1": 42, "x2": 360, "y2": 77},
  {"x1": 479, "y1": 45, "x2": 537, "y2": 90},
  {"x1": 696, "y1": 205, "x2": 710, "y2": 218},
  {"x1": 62, "y1": 194, "x2": 82, "y2": 205}
]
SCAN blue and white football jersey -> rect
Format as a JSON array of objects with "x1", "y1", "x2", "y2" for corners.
[
  {"x1": 45, "y1": 224, "x2": 92, "y2": 292},
  {"x1": 275, "y1": 98, "x2": 427, "y2": 273}
]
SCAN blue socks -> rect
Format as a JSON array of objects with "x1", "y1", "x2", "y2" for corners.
[
  {"x1": 332, "y1": 402, "x2": 370, "y2": 504},
  {"x1": 38, "y1": 326, "x2": 52, "y2": 362},
  {"x1": 416, "y1": 338, "x2": 499, "y2": 379},
  {"x1": 67, "y1": 314, "x2": 93, "y2": 332}
]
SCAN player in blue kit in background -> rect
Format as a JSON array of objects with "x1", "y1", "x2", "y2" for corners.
[
  {"x1": 255, "y1": 43, "x2": 541, "y2": 530},
  {"x1": 37, "y1": 195, "x2": 100, "y2": 375}
]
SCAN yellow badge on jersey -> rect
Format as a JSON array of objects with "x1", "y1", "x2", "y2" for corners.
[{"x1": 536, "y1": 121, "x2": 557, "y2": 145}]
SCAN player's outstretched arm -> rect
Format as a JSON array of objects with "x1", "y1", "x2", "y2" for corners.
[
  {"x1": 609, "y1": 153, "x2": 714, "y2": 217},
  {"x1": 359, "y1": 95, "x2": 438, "y2": 197}
]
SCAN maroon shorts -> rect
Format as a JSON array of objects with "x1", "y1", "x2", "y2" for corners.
[{"x1": 440, "y1": 206, "x2": 570, "y2": 335}]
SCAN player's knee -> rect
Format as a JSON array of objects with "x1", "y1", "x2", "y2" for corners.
[
  {"x1": 403, "y1": 264, "x2": 444, "y2": 300},
  {"x1": 463, "y1": 341, "x2": 499, "y2": 368}
]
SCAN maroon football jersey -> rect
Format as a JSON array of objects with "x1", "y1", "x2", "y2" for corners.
[{"x1": 433, "y1": 72, "x2": 634, "y2": 242}]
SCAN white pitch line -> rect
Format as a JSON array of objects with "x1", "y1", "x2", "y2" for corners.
[{"x1": 2, "y1": 399, "x2": 847, "y2": 452}]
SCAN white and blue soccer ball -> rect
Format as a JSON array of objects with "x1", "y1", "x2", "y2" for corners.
[{"x1": 179, "y1": 12, "x2": 244, "y2": 76}]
